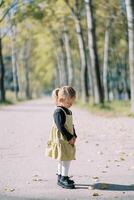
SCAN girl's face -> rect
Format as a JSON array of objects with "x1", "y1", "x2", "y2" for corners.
[{"x1": 59, "y1": 97, "x2": 75, "y2": 108}]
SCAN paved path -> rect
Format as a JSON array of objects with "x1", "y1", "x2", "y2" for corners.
[{"x1": 0, "y1": 98, "x2": 134, "y2": 200}]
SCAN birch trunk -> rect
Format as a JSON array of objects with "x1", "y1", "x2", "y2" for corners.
[
  {"x1": 55, "y1": 52, "x2": 65, "y2": 86},
  {"x1": 50, "y1": 28, "x2": 68, "y2": 87},
  {"x1": 59, "y1": 37, "x2": 68, "y2": 86},
  {"x1": 0, "y1": 33, "x2": 5, "y2": 102},
  {"x1": 23, "y1": 39, "x2": 31, "y2": 99},
  {"x1": 64, "y1": 0, "x2": 89, "y2": 103},
  {"x1": 125, "y1": 0, "x2": 134, "y2": 112},
  {"x1": 124, "y1": 54, "x2": 131, "y2": 99},
  {"x1": 54, "y1": 52, "x2": 60, "y2": 87},
  {"x1": 85, "y1": 0, "x2": 104, "y2": 104},
  {"x1": 55, "y1": 63, "x2": 60, "y2": 87},
  {"x1": 63, "y1": 23, "x2": 74, "y2": 86},
  {"x1": 75, "y1": 17, "x2": 89, "y2": 103},
  {"x1": 11, "y1": 26, "x2": 19, "y2": 100},
  {"x1": 103, "y1": 21, "x2": 110, "y2": 102}
]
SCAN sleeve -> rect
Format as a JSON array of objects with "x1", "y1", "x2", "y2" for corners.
[
  {"x1": 73, "y1": 125, "x2": 77, "y2": 138},
  {"x1": 54, "y1": 109, "x2": 74, "y2": 141}
]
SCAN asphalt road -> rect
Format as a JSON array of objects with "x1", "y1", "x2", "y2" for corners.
[{"x1": 0, "y1": 98, "x2": 134, "y2": 200}]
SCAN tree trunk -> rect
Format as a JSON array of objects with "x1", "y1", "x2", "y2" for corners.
[
  {"x1": 103, "y1": 20, "x2": 111, "y2": 102},
  {"x1": 23, "y1": 39, "x2": 31, "y2": 99},
  {"x1": 49, "y1": 27, "x2": 68, "y2": 87},
  {"x1": 59, "y1": 37, "x2": 68, "y2": 86},
  {"x1": 63, "y1": 22, "x2": 74, "y2": 86},
  {"x1": 0, "y1": 35, "x2": 5, "y2": 102},
  {"x1": 11, "y1": 26, "x2": 19, "y2": 100},
  {"x1": 85, "y1": 0, "x2": 104, "y2": 104},
  {"x1": 64, "y1": 0, "x2": 89, "y2": 103},
  {"x1": 55, "y1": 52, "x2": 64, "y2": 86},
  {"x1": 55, "y1": 62, "x2": 61, "y2": 87},
  {"x1": 75, "y1": 17, "x2": 89, "y2": 103},
  {"x1": 125, "y1": 0, "x2": 134, "y2": 112},
  {"x1": 87, "y1": 53, "x2": 94, "y2": 97},
  {"x1": 124, "y1": 53, "x2": 131, "y2": 99},
  {"x1": 54, "y1": 52, "x2": 61, "y2": 87}
]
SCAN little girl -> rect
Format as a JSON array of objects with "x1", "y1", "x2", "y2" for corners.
[{"x1": 46, "y1": 86, "x2": 77, "y2": 189}]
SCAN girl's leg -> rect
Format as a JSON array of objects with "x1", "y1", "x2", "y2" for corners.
[
  {"x1": 59, "y1": 161, "x2": 74, "y2": 188},
  {"x1": 61, "y1": 161, "x2": 71, "y2": 176},
  {"x1": 61, "y1": 161, "x2": 74, "y2": 184},
  {"x1": 57, "y1": 161, "x2": 62, "y2": 183},
  {"x1": 57, "y1": 161, "x2": 62, "y2": 175}
]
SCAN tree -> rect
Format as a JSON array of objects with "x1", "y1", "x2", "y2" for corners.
[
  {"x1": 0, "y1": 29, "x2": 5, "y2": 102},
  {"x1": 22, "y1": 38, "x2": 31, "y2": 99},
  {"x1": 103, "y1": 20, "x2": 110, "y2": 102},
  {"x1": 63, "y1": 18, "x2": 74, "y2": 86},
  {"x1": 10, "y1": 25, "x2": 19, "y2": 99},
  {"x1": 64, "y1": 0, "x2": 89, "y2": 103},
  {"x1": 85, "y1": 0, "x2": 104, "y2": 104},
  {"x1": 125, "y1": 0, "x2": 134, "y2": 112},
  {"x1": 0, "y1": 0, "x2": 21, "y2": 101}
]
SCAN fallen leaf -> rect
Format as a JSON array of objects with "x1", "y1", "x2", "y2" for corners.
[
  {"x1": 92, "y1": 176, "x2": 99, "y2": 180},
  {"x1": 32, "y1": 175, "x2": 43, "y2": 182},
  {"x1": 93, "y1": 192, "x2": 99, "y2": 196},
  {"x1": 120, "y1": 157, "x2": 125, "y2": 161},
  {"x1": 4, "y1": 186, "x2": 15, "y2": 192},
  {"x1": 102, "y1": 170, "x2": 107, "y2": 173},
  {"x1": 114, "y1": 160, "x2": 119, "y2": 162}
]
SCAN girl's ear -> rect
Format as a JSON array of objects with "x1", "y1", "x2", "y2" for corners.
[{"x1": 59, "y1": 98, "x2": 65, "y2": 103}]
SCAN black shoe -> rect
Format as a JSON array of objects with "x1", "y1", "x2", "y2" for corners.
[
  {"x1": 57, "y1": 174, "x2": 61, "y2": 183},
  {"x1": 67, "y1": 176, "x2": 75, "y2": 184},
  {"x1": 57, "y1": 174, "x2": 74, "y2": 184},
  {"x1": 58, "y1": 176, "x2": 75, "y2": 189}
]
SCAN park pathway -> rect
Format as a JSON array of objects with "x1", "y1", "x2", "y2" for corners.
[{"x1": 0, "y1": 98, "x2": 134, "y2": 200}]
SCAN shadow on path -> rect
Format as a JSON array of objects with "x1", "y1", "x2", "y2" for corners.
[{"x1": 75, "y1": 182, "x2": 134, "y2": 191}]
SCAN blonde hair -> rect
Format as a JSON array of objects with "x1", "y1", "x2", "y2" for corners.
[
  {"x1": 52, "y1": 86, "x2": 76, "y2": 102},
  {"x1": 52, "y1": 88, "x2": 60, "y2": 102}
]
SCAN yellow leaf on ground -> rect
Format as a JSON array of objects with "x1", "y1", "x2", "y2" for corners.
[
  {"x1": 4, "y1": 187, "x2": 15, "y2": 192},
  {"x1": 93, "y1": 192, "x2": 99, "y2": 196},
  {"x1": 32, "y1": 175, "x2": 43, "y2": 181},
  {"x1": 92, "y1": 176, "x2": 99, "y2": 180},
  {"x1": 120, "y1": 157, "x2": 125, "y2": 161}
]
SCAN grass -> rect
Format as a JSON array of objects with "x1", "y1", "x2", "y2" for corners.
[
  {"x1": 0, "y1": 99, "x2": 14, "y2": 105},
  {"x1": 0, "y1": 91, "x2": 26, "y2": 107},
  {"x1": 76, "y1": 100, "x2": 134, "y2": 117}
]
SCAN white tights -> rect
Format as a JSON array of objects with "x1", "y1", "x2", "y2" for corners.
[{"x1": 57, "y1": 161, "x2": 71, "y2": 177}]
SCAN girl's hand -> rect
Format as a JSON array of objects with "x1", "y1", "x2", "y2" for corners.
[{"x1": 68, "y1": 137, "x2": 76, "y2": 145}]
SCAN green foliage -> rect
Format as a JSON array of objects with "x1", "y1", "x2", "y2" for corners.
[{"x1": 1, "y1": 0, "x2": 131, "y2": 108}]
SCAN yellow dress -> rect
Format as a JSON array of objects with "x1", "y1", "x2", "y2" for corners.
[{"x1": 45, "y1": 108, "x2": 76, "y2": 161}]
